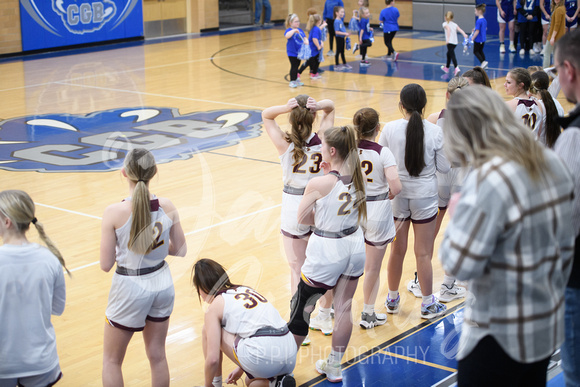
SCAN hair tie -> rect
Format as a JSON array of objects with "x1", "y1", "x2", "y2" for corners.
[
  {"x1": 31, "y1": 217, "x2": 37, "y2": 225},
  {"x1": 138, "y1": 179, "x2": 144, "y2": 183},
  {"x1": 341, "y1": 126, "x2": 347, "y2": 132}
]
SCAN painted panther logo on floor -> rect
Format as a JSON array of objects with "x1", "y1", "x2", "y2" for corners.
[{"x1": 0, "y1": 107, "x2": 263, "y2": 172}]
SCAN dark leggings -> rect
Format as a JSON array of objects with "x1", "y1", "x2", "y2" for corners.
[
  {"x1": 298, "y1": 55, "x2": 320, "y2": 74},
  {"x1": 383, "y1": 31, "x2": 397, "y2": 55},
  {"x1": 335, "y1": 36, "x2": 346, "y2": 64},
  {"x1": 360, "y1": 39, "x2": 372, "y2": 60},
  {"x1": 473, "y1": 42, "x2": 486, "y2": 63},
  {"x1": 288, "y1": 56, "x2": 300, "y2": 81},
  {"x1": 446, "y1": 43, "x2": 458, "y2": 67},
  {"x1": 458, "y1": 336, "x2": 550, "y2": 387},
  {"x1": 519, "y1": 21, "x2": 533, "y2": 51},
  {"x1": 326, "y1": 18, "x2": 335, "y2": 51}
]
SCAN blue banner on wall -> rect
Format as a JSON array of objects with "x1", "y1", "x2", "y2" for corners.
[{"x1": 19, "y1": 0, "x2": 143, "y2": 51}]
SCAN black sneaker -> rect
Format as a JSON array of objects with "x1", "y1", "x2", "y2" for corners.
[{"x1": 276, "y1": 374, "x2": 296, "y2": 387}]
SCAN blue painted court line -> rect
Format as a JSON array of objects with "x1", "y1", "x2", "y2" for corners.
[
  {"x1": 303, "y1": 305, "x2": 565, "y2": 386},
  {"x1": 319, "y1": 31, "x2": 545, "y2": 82}
]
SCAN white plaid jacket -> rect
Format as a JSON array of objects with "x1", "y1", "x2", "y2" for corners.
[{"x1": 439, "y1": 150, "x2": 575, "y2": 363}]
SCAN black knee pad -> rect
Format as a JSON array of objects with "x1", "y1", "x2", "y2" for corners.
[{"x1": 288, "y1": 280, "x2": 327, "y2": 336}]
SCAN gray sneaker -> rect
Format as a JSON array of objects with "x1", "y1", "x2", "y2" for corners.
[
  {"x1": 359, "y1": 312, "x2": 387, "y2": 329},
  {"x1": 326, "y1": 50, "x2": 335, "y2": 56},
  {"x1": 385, "y1": 294, "x2": 400, "y2": 314}
]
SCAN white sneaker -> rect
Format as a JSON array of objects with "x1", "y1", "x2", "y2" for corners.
[
  {"x1": 407, "y1": 272, "x2": 422, "y2": 298},
  {"x1": 481, "y1": 61, "x2": 488, "y2": 69},
  {"x1": 509, "y1": 43, "x2": 517, "y2": 52},
  {"x1": 315, "y1": 359, "x2": 342, "y2": 383},
  {"x1": 326, "y1": 50, "x2": 335, "y2": 56},
  {"x1": 499, "y1": 43, "x2": 506, "y2": 53},
  {"x1": 439, "y1": 282, "x2": 467, "y2": 303},
  {"x1": 519, "y1": 48, "x2": 525, "y2": 55},
  {"x1": 359, "y1": 312, "x2": 387, "y2": 329},
  {"x1": 301, "y1": 333, "x2": 311, "y2": 346},
  {"x1": 310, "y1": 313, "x2": 333, "y2": 335},
  {"x1": 529, "y1": 49, "x2": 535, "y2": 55}
]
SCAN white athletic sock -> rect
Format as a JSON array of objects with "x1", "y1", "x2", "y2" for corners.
[
  {"x1": 319, "y1": 307, "x2": 331, "y2": 319},
  {"x1": 363, "y1": 303, "x2": 374, "y2": 314},
  {"x1": 212, "y1": 376, "x2": 222, "y2": 387},
  {"x1": 328, "y1": 349, "x2": 344, "y2": 366},
  {"x1": 388, "y1": 290, "x2": 399, "y2": 300},
  {"x1": 443, "y1": 275, "x2": 455, "y2": 288},
  {"x1": 422, "y1": 294, "x2": 434, "y2": 305}
]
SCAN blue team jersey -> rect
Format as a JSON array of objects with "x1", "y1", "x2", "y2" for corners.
[
  {"x1": 323, "y1": 0, "x2": 344, "y2": 20},
  {"x1": 285, "y1": 28, "x2": 306, "y2": 57},
  {"x1": 309, "y1": 26, "x2": 322, "y2": 56},
  {"x1": 360, "y1": 18, "x2": 372, "y2": 40},
  {"x1": 517, "y1": 0, "x2": 539, "y2": 22},
  {"x1": 541, "y1": 0, "x2": 551, "y2": 21},
  {"x1": 334, "y1": 18, "x2": 347, "y2": 34},
  {"x1": 474, "y1": 17, "x2": 487, "y2": 42},
  {"x1": 379, "y1": 7, "x2": 400, "y2": 32}
]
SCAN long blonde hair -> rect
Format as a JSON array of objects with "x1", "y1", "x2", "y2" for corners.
[
  {"x1": 0, "y1": 190, "x2": 70, "y2": 275},
  {"x1": 444, "y1": 86, "x2": 546, "y2": 179},
  {"x1": 307, "y1": 14, "x2": 322, "y2": 31},
  {"x1": 124, "y1": 148, "x2": 158, "y2": 255},
  {"x1": 323, "y1": 125, "x2": 367, "y2": 223}
]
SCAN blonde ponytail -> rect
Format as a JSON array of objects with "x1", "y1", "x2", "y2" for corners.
[
  {"x1": 123, "y1": 148, "x2": 158, "y2": 255},
  {"x1": 0, "y1": 190, "x2": 69, "y2": 275}
]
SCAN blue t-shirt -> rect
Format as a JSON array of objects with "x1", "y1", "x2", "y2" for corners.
[
  {"x1": 324, "y1": 0, "x2": 345, "y2": 20},
  {"x1": 360, "y1": 18, "x2": 372, "y2": 40},
  {"x1": 517, "y1": 0, "x2": 539, "y2": 22},
  {"x1": 380, "y1": 7, "x2": 400, "y2": 32},
  {"x1": 566, "y1": 0, "x2": 577, "y2": 16},
  {"x1": 334, "y1": 18, "x2": 347, "y2": 34},
  {"x1": 285, "y1": 28, "x2": 306, "y2": 57},
  {"x1": 541, "y1": 0, "x2": 551, "y2": 21},
  {"x1": 309, "y1": 25, "x2": 322, "y2": 56},
  {"x1": 474, "y1": 17, "x2": 487, "y2": 42}
]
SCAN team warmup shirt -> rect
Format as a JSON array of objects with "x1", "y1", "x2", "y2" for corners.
[
  {"x1": 379, "y1": 118, "x2": 450, "y2": 199},
  {"x1": 0, "y1": 244, "x2": 65, "y2": 378}
]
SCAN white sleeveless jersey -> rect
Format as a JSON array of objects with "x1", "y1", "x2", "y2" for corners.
[
  {"x1": 115, "y1": 198, "x2": 173, "y2": 270},
  {"x1": 358, "y1": 140, "x2": 397, "y2": 196},
  {"x1": 314, "y1": 173, "x2": 361, "y2": 232},
  {"x1": 280, "y1": 133, "x2": 323, "y2": 189},
  {"x1": 514, "y1": 98, "x2": 544, "y2": 138},
  {"x1": 220, "y1": 286, "x2": 287, "y2": 338}
]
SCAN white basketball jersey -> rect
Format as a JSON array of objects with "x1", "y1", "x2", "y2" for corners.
[
  {"x1": 358, "y1": 140, "x2": 397, "y2": 196},
  {"x1": 314, "y1": 172, "x2": 361, "y2": 232},
  {"x1": 280, "y1": 133, "x2": 323, "y2": 189},
  {"x1": 220, "y1": 286, "x2": 287, "y2": 338},
  {"x1": 515, "y1": 98, "x2": 544, "y2": 136},
  {"x1": 115, "y1": 198, "x2": 173, "y2": 270}
]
